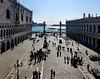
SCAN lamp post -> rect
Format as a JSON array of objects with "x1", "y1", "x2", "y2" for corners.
[
  {"x1": 14, "y1": 60, "x2": 22, "y2": 79},
  {"x1": 98, "y1": 52, "x2": 100, "y2": 65}
]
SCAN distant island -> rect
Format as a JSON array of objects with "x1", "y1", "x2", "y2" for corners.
[
  {"x1": 51, "y1": 24, "x2": 66, "y2": 26},
  {"x1": 32, "y1": 21, "x2": 46, "y2": 26}
]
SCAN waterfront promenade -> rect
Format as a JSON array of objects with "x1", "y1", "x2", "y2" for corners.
[{"x1": 0, "y1": 33, "x2": 100, "y2": 79}]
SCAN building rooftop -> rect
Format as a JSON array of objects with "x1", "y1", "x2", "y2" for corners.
[
  {"x1": 9, "y1": 0, "x2": 32, "y2": 13},
  {"x1": 67, "y1": 15, "x2": 100, "y2": 23}
]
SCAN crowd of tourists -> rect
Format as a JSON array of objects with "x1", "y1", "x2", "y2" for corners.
[{"x1": 30, "y1": 33, "x2": 85, "y2": 79}]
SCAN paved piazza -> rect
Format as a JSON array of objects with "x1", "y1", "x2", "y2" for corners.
[{"x1": 0, "y1": 33, "x2": 99, "y2": 79}]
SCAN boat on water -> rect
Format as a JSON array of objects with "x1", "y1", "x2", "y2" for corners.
[
  {"x1": 51, "y1": 24, "x2": 66, "y2": 26},
  {"x1": 48, "y1": 28, "x2": 56, "y2": 29},
  {"x1": 33, "y1": 23, "x2": 46, "y2": 26},
  {"x1": 58, "y1": 29, "x2": 66, "y2": 31}
]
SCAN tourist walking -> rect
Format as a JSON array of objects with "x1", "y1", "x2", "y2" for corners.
[
  {"x1": 38, "y1": 71, "x2": 41, "y2": 79},
  {"x1": 53, "y1": 71, "x2": 55, "y2": 79},
  {"x1": 80, "y1": 57, "x2": 83, "y2": 65},
  {"x1": 50, "y1": 69, "x2": 53, "y2": 79},
  {"x1": 25, "y1": 76, "x2": 27, "y2": 79},
  {"x1": 64, "y1": 57, "x2": 66, "y2": 64},
  {"x1": 34, "y1": 54, "x2": 36, "y2": 63},
  {"x1": 60, "y1": 51, "x2": 61, "y2": 57},
  {"x1": 67, "y1": 56, "x2": 69, "y2": 64},
  {"x1": 87, "y1": 64, "x2": 89, "y2": 71},
  {"x1": 85, "y1": 50, "x2": 88, "y2": 55},
  {"x1": 57, "y1": 52, "x2": 59, "y2": 57},
  {"x1": 45, "y1": 54, "x2": 46, "y2": 61}
]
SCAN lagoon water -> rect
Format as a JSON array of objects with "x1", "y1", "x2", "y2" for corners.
[{"x1": 32, "y1": 25, "x2": 66, "y2": 33}]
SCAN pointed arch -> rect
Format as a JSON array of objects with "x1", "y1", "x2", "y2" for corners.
[
  {"x1": 6, "y1": 9, "x2": 10, "y2": 19},
  {"x1": 1, "y1": 42, "x2": 5, "y2": 53}
]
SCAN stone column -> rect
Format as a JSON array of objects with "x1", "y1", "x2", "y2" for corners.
[
  {"x1": 88, "y1": 37, "x2": 90, "y2": 45},
  {"x1": 3, "y1": 30, "x2": 4, "y2": 39},
  {"x1": 16, "y1": 37, "x2": 18, "y2": 45},
  {"x1": 10, "y1": 29, "x2": 11, "y2": 36},
  {"x1": 88, "y1": 25, "x2": 90, "y2": 32},
  {"x1": 84, "y1": 25, "x2": 86, "y2": 31},
  {"x1": 85, "y1": 36, "x2": 86, "y2": 43},
  {"x1": 81, "y1": 25, "x2": 82, "y2": 31},
  {"x1": 9, "y1": 40, "x2": 11, "y2": 48},
  {"x1": 89, "y1": 37, "x2": 92, "y2": 46},
  {"x1": 92, "y1": 25, "x2": 94, "y2": 33},
  {"x1": 5, "y1": 42, "x2": 7, "y2": 51},
  {"x1": 2, "y1": 30, "x2": 4, "y2": 39},
  {"x1": 83, "y1": 25, "x2": 84, "y2": 31},
  {"x1": 0, "y1": 30, "x2": 1, "y2": 39},
  {"x1": 0, "y1": 43, "x2": 2, "y2": 54},
  {"x1": 83, "y1": 35, "x2": 84, "y2": 42},
  {"x1": 95, "y1": 25, "x2": 98, "y2": 33},
  {"x1": 3, "y1": 30, "x2": 5, "y2": 39},
  {"x1": 91, "y1": 38, "x2": 93, "y2": 46},
  {"x1": 87, "y1": 25, "x2": 89, "y2": 32},
  {"x1": 81, "y1": 35, "x2": 83, "y2": 41},
  {"x1": 81, "y1": 35, "x2": 82, "y2": 41},
  {"x1": 85, "y1": 25, "x2": 87, "y2": 31},
  {"x1": 13, "y1": 38, "x2": 15, "y2": 46},
  {"x1": 12, "y1": 29, "x2": 14, "y2": 35},
  {"x1": 93, "y1": 38, "x2": 95, "y2": 47},
  {"x1": 95, "y1": 39, "x2": 98, "y2": 48},
  {"x1": 5, "y1": 29, "x2": 7, "y2": 38},
  {"x1": 86, "y1": 36, "x2": 88, "y2": 44},
  {"x1": 19, "y1": 36, "x2": 20, "y2": 43},
  {"x1": 86, "y1": 25, "x2": 87, "y2": 31}
]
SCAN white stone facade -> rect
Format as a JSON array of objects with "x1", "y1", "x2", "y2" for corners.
[
  {"x1": 0, "y1": 0, "x2": 32, "y2": 54},
  {"x1": 66, "y1": 15, "x2": 100, "y2": 52}
]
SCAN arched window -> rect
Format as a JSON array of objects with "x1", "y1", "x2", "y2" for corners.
[
  {"x1": 98, "y1": 25, "x2": 100, "y2": 33},
  {"x1": 93, "y1": 25, "x2": 95, "y2": 33},
  {"x1": 90, "y1": 25, "x2": 92, "y2": 32},
  {"x1": 1, "y1": 0, "x2": 3, "y2": 3},
  {"x1": 26, "y1": 16, "x2": 28, "y2": 22},
  {"x1": 21, "y1": 14, "x2": 23, "y2": 21},
  {"x1": 7, "y1": 29, "x2": 8, "y2": 36},
  {"x1": 1, "y1": 30, "x2": 3, "y2": 37},
  {"x1": 4, "y1": 29, "x2": 5, "y2": 37},
  {"x1": 2, "y1": 26, "x2": 4, "y2": 28},
  {"x1": 87, "y1": 25, "x2": 88, "y2": 31},
  {"x1": 16, "y1": 13, "x2": 18, "y2": 21},
  {"x1": 6, "y1": 9, "x2": 10, "y2": 19},
  {"x1": 30, "y1": 17, "x2": 31, "y2": 22}
]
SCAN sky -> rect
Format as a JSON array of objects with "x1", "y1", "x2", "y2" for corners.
[{"x1": 20, "y1": 0, "x2": 100, "y2": 24}]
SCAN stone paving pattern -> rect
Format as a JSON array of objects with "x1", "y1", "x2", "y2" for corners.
[
  {"x1": 0, "y1": 33, "x2": 100, "y2": 79},
  {"x1": 0, "y1": 39, "x2": 32, "y2": 79},
  {"x1": 42, "y1": 35, "x2": 84, "y2": 79}
]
